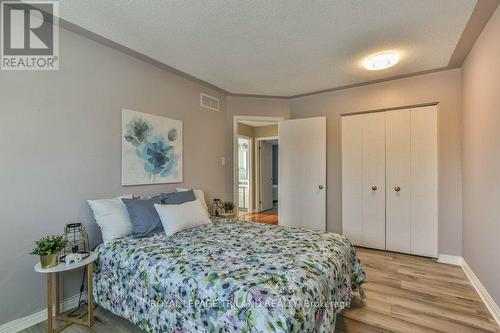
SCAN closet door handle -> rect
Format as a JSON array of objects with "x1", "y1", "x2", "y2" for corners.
[
  {"x1": 371, "y1": 186, "x2": 378, "y2": 191},
  {"x1": 395, "y1": 186, "x2": 401, "y2": 192}
]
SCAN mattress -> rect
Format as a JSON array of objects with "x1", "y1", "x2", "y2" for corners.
[{"x1": 93, "y1": 219, "x2": 366, "y2": 332}]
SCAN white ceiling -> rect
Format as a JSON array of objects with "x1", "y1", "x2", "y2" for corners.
[{"x1": 58, "y1": 0, "x2": 476, "y2": 97}]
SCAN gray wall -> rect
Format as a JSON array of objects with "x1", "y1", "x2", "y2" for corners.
[
  {"x1": 289, "y1": 69, "x2": 463, "y2": 256},
  {"x1": 0, "y1": 27, "x2": 227, "y2": 324},
  {"x1": 462, "y1": 7, "x2": 500, "y2": 304}
]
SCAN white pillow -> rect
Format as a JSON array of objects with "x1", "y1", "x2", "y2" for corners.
[
  {"x1": 87, "y1": 195, "x2": 133, "y2": 243},
  {"x1": 176, "y1": 188, "x2": 208, "y2": 211},
  {"x1": 154, "y1": 199, "x2": 211, "y2": 236}
]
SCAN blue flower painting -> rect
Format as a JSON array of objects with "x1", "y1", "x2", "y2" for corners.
[{"x1": 122, "y1": 109, "x2": 182, "y2": 185}]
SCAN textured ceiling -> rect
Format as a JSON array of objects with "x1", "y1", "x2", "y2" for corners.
[{"x1": 58, "y1": 0, "x2": 476, "y2": 96}]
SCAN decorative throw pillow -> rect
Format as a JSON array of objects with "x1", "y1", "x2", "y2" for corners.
[
  {"x1": 176, "y1": 188, "x2": 208, "y2": 211},
  {"x1": 154, "y1": 199, "x2": 211, "y2": 236},
  {"x1": 87, "y1": 195, "x2": 133, "y2": 243},
  {"x1": 122, "y1": 197, "x2": 164, "y2": 237},
  {"x1": 161, "y1": 190, "x2": 196, "y2": 204}
]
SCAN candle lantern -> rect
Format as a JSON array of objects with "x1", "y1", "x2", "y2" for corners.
[
  {"x1": 61, "y1": 223, "x2": 90, "y2": 262},
  {"x1": 211, "y1": 199, "x2": 224, "y2": 217}
]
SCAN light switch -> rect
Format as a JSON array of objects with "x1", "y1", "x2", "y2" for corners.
[{"x1": 221, "y1": 157, "x2": 226, "y2": 166}]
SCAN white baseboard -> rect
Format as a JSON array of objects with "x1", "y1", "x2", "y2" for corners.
[
  {"x1": 437, "y1": 253, "x2": 463, "y2": 266},
  {"x1": 462, "y1": 260, "x2": 500, "y2": 326},
  {"x1": 0, "y1": 292, "x2": 87, "y2": 333}
]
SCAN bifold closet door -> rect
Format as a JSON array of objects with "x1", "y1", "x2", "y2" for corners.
[
  {"x1": 343, "y1": 106, "x2": 437, "y2": 256},
  {"x1": 342, "y1": 113, "x2": 385, "y2": 249},
  {"x1": 411, "y1": 106, "x2": 438, "y2": 257},
  {"x1": 385, "y1": 110, "x2": 412, "y2": 253},
  {"x1": 361, "y1": 113, "x2": 386, "y2": 250},
  {"x1": 341, "y1": 115, "x2": 363, "y2": 246}
]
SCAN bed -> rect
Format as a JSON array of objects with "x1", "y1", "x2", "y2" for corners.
[{"x1": 93, "y1": 219, "x2": 366, "y2": 332}]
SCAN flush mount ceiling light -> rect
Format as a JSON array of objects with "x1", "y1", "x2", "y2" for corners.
[{"x1": 364, "y1": 52, "x2": 399, "y2": 70}]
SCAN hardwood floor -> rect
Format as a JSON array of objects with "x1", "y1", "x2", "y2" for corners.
[
  {"x1": 22, "y1": 306, "x2": 143, "y2": 333},
  {"x1": 22, "y1": 247, "x2": 498, "y2": 333},
  {"x1": 338, "y1": 247, "x2": 499, "y2": 333},
  {"x1": 239, "y1": 207, "x2": 278, "y2": 225}
]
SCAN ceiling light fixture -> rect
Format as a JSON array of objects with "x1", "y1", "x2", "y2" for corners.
[{"x1": 364, "y1": 52, "x2": 399, "y2": 71}]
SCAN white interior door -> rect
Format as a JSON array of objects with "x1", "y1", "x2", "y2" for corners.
[
  {"x1": 361, "y1": 113, "x2": 386, "y2": 250},
  {"x1": 386, "y1": 109, "x2": 412, "y2": 253},
  {"x1": 279, "y1": 117, "x2": 326, "y2": 231},
  {"x1": 411, "y1": 106, "x2": 438, "y2": 257},
  {"x1": 341, "y1": 115, "x2": 363, "y2": 246},
  {"x1": 260, "y1": 141, "x2": 274, "y2": 211}
]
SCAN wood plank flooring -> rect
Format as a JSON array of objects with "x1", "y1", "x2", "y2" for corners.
[
  {"x1": 22, "y1": 306, "x2": 143, "y2": 333},
  {"x1": 22, "y1": 247, "x2": 498, "y2": 333},
  {"x1": 337, "y1": 247, "x2": 499, "y2": 333},
  {"x1": 240, "y1": 207, "x2": 279, "y2": 225}
]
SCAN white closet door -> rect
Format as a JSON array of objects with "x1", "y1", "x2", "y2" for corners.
[
  {"x1": 411, "y1": 106, "x2": 438, "y2": 257},
  {"x1": 362, "y1": 113, "x2": 386, "y2": 250},
  {"x1": 341, "y1": 115, "x2": 363, "y2": 246},
  {"x1": 385, "y1": 110, "x2": 412, "y2": 253}
]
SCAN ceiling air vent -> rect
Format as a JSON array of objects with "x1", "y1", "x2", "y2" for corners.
[{"x1": 200, "y1": 93, "x2": 220, "y2": 111}]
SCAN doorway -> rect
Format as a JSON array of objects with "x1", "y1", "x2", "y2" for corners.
[
  {"x1": 255, "y1": 138, "x2": 279, "y2": 214},
  {"x1": 233, "y1": 116, "x2": 283, "y2": 224},
  {"x1": 234, "y1": 116, "x2": 327, "y2": 230}
]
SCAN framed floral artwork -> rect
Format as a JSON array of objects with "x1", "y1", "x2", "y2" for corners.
[{"x1": 121, "y1": 109, "x2": 183, "y2": 185}]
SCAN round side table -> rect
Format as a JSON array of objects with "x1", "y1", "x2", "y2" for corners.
[{"x1": 34, "y1": 252, "x2": 98, "y2": 333}]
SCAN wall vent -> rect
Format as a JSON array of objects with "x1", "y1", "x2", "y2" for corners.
[{"x1": 200, "y1": 93, "x2": 220, "y2": 111}]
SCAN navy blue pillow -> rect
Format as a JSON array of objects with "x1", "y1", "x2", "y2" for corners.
[
  {"x1": 122, "y1": 197, "x2": 164, "y2": 237},
  {"x1": 160, "y1": 190, "x2": 196, "y2": 204}
]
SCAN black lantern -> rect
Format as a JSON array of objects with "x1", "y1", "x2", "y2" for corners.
[
  {"x1": 61, "y1": 223, "x2": 90, "y2": 262},
  {"x1": 211, "y1": 199, "x2": 224, "y2": 217}
]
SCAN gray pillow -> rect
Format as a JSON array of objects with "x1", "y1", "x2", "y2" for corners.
[
  {"x1": 161, "y1": 190, "x2": 196, "y2": 204},
  {"x1": 122, "y1": 197, "x2": 164, "y2": 237}
]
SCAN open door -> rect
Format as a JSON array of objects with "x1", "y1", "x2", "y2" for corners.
[
  {"x1": 279, "y1": 117, "x2": 326, "y2": 231},
  {"x1": 260, "y1": 141, "x2": 274, "y2": 211}
]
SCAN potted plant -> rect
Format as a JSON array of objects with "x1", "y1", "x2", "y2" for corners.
[
  {"x1": 31, "y1": 235, "x2": 67, "y2": 269},
  {"x1": 223, "y1": 201, "x2": 235, "y2": 214}
]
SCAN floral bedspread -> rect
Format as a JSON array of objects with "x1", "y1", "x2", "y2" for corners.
[{"x1": 93, "y1": 219, "x2": 366, "y2": 332}]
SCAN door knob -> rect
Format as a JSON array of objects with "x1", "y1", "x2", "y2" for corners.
[
  {"x1": 395, "y1": 186, "x2": 401, "y2": 192},
  {"x1": 371, "y1": 186, "x2": 377, "y2": 191},
  {"x1": 318, "y1": 185, "x2": 324, "y2": 190}
]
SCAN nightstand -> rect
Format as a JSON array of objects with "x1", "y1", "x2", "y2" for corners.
[{"x1": 34, "y1": 252, "x2": 98, "y2": 333}]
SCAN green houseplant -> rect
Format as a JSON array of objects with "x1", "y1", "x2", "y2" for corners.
[
  {"x1": 223, "y1": 201, "x2": 235, "y2": 213},
  {"x1": 31, "y1": 235, "x2": 67, "y2": 268}
]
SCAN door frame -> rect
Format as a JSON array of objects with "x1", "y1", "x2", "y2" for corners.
[
  {"x1": 255, "y1": 136, "x2": 279, "y2": 213},
  {"x1": 233, "y1": 116, "x2": 284, "y2": 216},
  {"x1": 236, "y1": 134, "x2": 253, "y2": 214}
]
